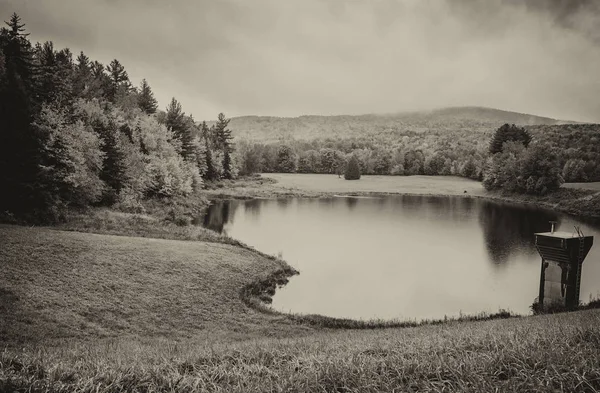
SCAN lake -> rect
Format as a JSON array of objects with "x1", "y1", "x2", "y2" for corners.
[{"x1": 201, "y1": 195, "x2": 600, "y2": 320}]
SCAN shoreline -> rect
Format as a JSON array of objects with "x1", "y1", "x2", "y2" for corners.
[
  {"x1": 203, "y1": 174, "x2": 600, "y2": 327},
  {"x1": 204, "y1": 174, "x2": 600, "y2": 221}
]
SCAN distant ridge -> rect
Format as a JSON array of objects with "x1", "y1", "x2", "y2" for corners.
[{"x1": 211, "y1": 106, "x2": 576, "y2": 141}]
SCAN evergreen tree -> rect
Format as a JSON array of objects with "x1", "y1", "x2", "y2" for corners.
[
  {"x1": 489, "y1": 123, "x2": 532, "y2": 154},
  {"x1": 201, "y1": 121, "x2": 218, "y2": 181},
  {"x1": 89, "y1": 60, "x2": 110, "y2": 99},
  {"x1": 34, "y1": 41, "x2": 72, "y2": 106},
  {"x1": 54, "y1": 48, "x2": 74, "y2": 106},
  {"x1": 0, "y1": 13, "x2": 42, "y2": 216},
  {"x1": 214, "y1": 112, "x2": 234, "y2": 179},
  {"x1": 106, "y1": 59, "x2": 130, "y2": 102},
  {"x1": 344, "y1": 154, "x2": 361, "y2": 180},
  {"x1": 98, "y1": 118, "x2": 127, "y2": 203},
  {"x1": 137, "y1": 78, "x2": 158, "y2": 114},
  {"x1": 73, "y1": 51, "x2": 91, "y2": 98},
  {"x1": 165, "y1": 97, "x2": 194, "y2": 160}
]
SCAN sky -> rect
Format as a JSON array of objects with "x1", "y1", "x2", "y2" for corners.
[{"x1": 1, "y1": 0, "x2": 599, "y2": 122}]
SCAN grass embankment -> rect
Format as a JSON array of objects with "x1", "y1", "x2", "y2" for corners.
[
  {"x1": 0, "y1": 224, "x2": 302, "y2": 347},
  {"x1": 2, "y1": 309, "x2": 600, "y2": 392}
]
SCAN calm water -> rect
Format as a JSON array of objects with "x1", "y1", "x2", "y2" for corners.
[{"x1": 201, "y1": 196, "x2": 600, "y2": 320}]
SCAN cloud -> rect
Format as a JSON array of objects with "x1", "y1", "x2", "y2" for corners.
[{"x1": 1, "y1": 0, "x2": 599, "y2": 121}]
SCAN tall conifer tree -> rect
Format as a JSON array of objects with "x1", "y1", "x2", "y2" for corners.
[{"x1": 137, "y1": 78, "x2": 158, "y2": 114}]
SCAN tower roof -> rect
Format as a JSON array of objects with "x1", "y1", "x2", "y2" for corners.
[{"x1": 535, "y1": 231, "x2": 592, "y2": 239}]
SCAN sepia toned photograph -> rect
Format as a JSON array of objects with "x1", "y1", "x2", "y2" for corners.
[{"x1": 1, "y1": 0, "x2": 599, "y2": 391}]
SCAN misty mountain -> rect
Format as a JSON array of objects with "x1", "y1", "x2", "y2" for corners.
[{"x1": 218, "y1": 106, "x2": 573, "y2": 142}]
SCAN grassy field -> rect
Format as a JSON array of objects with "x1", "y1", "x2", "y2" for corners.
[
  {"x1": 0, "y1": 224, "x2": 305, "y2": 346},
  {"x1": 204, "y1": 174, "x2": 486, "y2": 199},
  {"x1": 264, "y1": 173, "x2": 486, "y2": 196}
]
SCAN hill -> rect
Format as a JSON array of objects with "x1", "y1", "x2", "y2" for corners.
[{"x1": 216, "y1": 106, "x2": 572, "y2": 142}]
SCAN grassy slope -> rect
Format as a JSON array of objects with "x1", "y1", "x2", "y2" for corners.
[
  {"x1": 2, "y1": 310, "x2": 599, "y2": 392},
  {"x1": 0, "y1": 224, "x2": 306, "y2": 346}
]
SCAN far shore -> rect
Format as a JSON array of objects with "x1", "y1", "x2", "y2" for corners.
[{"x1": 204, "y1": 173, "x2": 600, "y2": 220}]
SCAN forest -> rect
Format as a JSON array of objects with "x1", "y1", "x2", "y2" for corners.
[
  {"x1": 0, "y1": 13, "x2": 235, "y2": 222},
  {"x1": 233, "y1": 122, "x2": 600, "y2": 185}
]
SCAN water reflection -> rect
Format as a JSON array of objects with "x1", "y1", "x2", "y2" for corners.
[
  {"x1": 345, "y1": 197, "x2": 358, "y2": 210},
  {"x1": 199, "y1": 196, "x2": 600, "y2": 320},
  {"x1": 477, "y1": 200, "x2": 559, "y2": 265},
  {"x1": 199, "y1": 200, "x2": 238, "y2": 234}
]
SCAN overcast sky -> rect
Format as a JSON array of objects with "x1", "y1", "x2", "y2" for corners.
[{"x1": 1, "y1": 0, "x2": 599, "y2": 122}]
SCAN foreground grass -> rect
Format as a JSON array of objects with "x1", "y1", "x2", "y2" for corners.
[
  {"x1": 0, "y1": 224, "x2": 304, "y2": 346},
  {"x1": 2, "y1": 310, "x2": 600, "y2": 392}
]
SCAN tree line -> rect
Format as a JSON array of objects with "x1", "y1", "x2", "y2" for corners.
[
  {"x1": 234, "y1": 122, "x2": 599, "y2": 192},
  {"x1": 0, "y1": 13, "x2": 235, "y2": 222}
]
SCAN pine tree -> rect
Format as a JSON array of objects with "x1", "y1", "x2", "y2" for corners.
[
  {"x1": 54, "y1": 48, "x2": 74, "y2": 106},
  {"x1": 201, "y1": 121, "x2": 218, "y2": 181},
  {"x1": 137, "y1": 78, "x2": 158, "y2": 114},
  {"x1": 73, "y1": 51, "x2": 91, "y2": 97},
  {"x1": 89, "y1": 61, "x2": 110, "y2": 99},
  {"x1": 214, "y1": 112, "x2": 234, "y2": 179},
  {"x1": 0, "y1": 13, "x2": 42, "y2": 216},
  {"x1": 94, "y1": 117, "x2": 127, "y2": 204},
  {"x1": 105, "y1": 59, "x2": 130, "y2": 102},
  {"x1": 34, "y1": 41, "x2": 72, "y2": 106},
  {"x1": 165, "y1": 97, "x2": 195, "y2": 160}
]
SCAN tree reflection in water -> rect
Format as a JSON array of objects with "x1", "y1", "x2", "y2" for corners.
[
  {"x1": 201, "y1": 200, "x2": 238, "y2": 234},
  {"x1": 477, "y1": 200, "x2": 558, "y2": 265}
]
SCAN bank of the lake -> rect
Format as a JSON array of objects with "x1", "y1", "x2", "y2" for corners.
[{"x1": 206, "y1": 174, "x2": 600, "y2": 220}]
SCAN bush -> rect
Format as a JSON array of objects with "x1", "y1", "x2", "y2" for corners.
[{"x1": 344, "y1": 155, "x2": 361, "y2": 180}]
